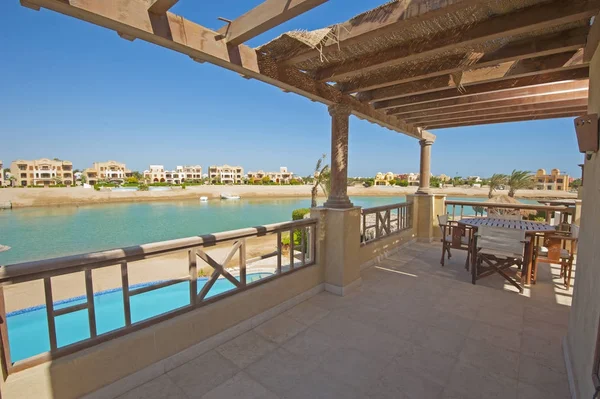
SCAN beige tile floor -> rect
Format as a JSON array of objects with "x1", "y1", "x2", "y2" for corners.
[{"x1": 118, "y1": 242, "x2": 573, "y2": 399}]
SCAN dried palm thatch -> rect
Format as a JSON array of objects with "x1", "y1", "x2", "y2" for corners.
[
  {"x1": 485, "y1": 195, "x2": 537, "y2": 218},
  {"x1": 257, "y1": 0, "x2": 587, "y2": 86}
]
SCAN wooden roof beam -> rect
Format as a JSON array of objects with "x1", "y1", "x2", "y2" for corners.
[
  {"x1": 407, "y1": 99, "x2": 589, "y2": 124},
  {"x1": 148, "y1": 0, "x2": 179, "y2": 15},
  {"x1": 217, "y1": 0, "x2": 328, "y2": 46},
  {"x1": 585, "y1": 12, "x2": 600, "y2": 61},
  {"x1": 365, "y1": 51, "x2": 583, "y2": 104},
  {"x1": 19, "y1": 0, "x2": 430, "y2": 141},
  {"x1": 395, "y1": 90, "x2": 589, "y2": 120},
  {"x1": 425, "y1": 110, "x2": 587, "y2": 129},
  {"x1": 314, "y1": 0, "x2": 600, "y2": 82},
  {"x1": 280, "y1": 0, "x2": 481, "y2": 66},
  {"x1": 377, "y1": 67, "x2": 589, "y2": 111},
  {"x1": 339, "y1": 26, "x2": 589, "y2": 94}
]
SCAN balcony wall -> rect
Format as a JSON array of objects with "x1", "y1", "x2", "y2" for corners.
[{"x1": 0, "y1": 263, "x2": 325, "y2": 399}]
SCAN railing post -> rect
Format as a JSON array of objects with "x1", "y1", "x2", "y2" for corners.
[
  {"x1": 121, "y1": 262, "x2": 132, "y2": 326},
  {"x1": 0, "y1": 288, "x2": 12, "y2": 377},
  {"x1": 188, "y1": 250, "x2": 198, "y2": 306},
  {"x1": 84, "y1": 269, "x2": 97, "y2": 338},
  {"x1": 43, "y1": 278, "x2": 58, "y2": 351},
  {"x1": 239, "y1": 239, "x2": 247, "y2": 286}
]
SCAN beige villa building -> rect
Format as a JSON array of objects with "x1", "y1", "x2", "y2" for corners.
[
  {"x1": 374, "y1": 172, "x2": 395, "y2": 185},
  {"x1": 10, "y1": 158, "x2": 73, "y2": 187},
  {"x1": 534, "y1": 168, "x2": 571, "y2": 191},
  {"x1": 209, "y1": 164, "x2": 244, "y2": 184},
  {"x1": 143, "y1": 165, "x2": 202, "y2": 184},
  {"x1": 247, "y1": 167, "x2": 294, "y2": 183},
  {"x1": 84, "y1": 160, "x2": 132, "y2": 185}
]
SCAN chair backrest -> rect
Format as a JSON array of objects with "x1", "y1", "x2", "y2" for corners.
[
  {"x1": 477, "y1": 226, "x2": 526, "y2": 256},
  {"x1": 437, "y1": 214, "x2": 448, "y2": 235},
  {"x1": 571, "y1": 224, "x2": 580, "y2": 239}
]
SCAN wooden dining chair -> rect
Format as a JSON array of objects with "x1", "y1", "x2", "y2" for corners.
[
  {"x1": 473, "y1": 226, "x2": 526, "y2": 293},
  {"x1": 533, "y1": 224, "x2": 579, "y2": 289},
  {"x1": 438, "y1": 214, "x2": 473, "y2": 269}
]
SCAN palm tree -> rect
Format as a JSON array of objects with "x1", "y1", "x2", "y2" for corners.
[
  {"x1": 488, "y1": 173, "x2": 508, "y2": 198},
  {"x1": 311, "y1": 154, "x2": 330, "y2": 208},
  {"x1": 507, "y1": 170, "x2": 533, "y2": 197}
]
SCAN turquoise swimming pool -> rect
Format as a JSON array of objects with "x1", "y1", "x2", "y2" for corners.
[{"x1": 6, "y1": 272, "x2": 272, "y2": 363}]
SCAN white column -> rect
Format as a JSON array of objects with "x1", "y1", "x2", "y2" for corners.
[{"x1": 417, "y1": 139, "x2": 433, "y2": 194}]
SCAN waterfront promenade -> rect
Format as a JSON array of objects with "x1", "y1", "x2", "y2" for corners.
[{"x1": 0, "y1": 185, "x2": 577, "y2": 208}]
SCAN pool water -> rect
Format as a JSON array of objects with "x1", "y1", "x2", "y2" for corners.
[{"x1": 6, "y1": 272, "x2": 272, "y2": 363}]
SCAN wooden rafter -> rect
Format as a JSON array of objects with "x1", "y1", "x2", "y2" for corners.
[
  {"x1": 280, "y1": 0, "x2": 481, "y2": 66},
  {"x1": 408, "y1": 100, "x2": 589, "y2": 124},
  {"x1": 425, "y1": 109, "x2": 586, "y2": 129},
  {"x1": 217, "y1": 0, "x2": 328, "y2": 46},
  {"x1": 585, "y1": 12, "x2": 600, "y2": 61},
  {"x1": 396, "y1": 91, "x2": 589, "y2": 120},
  {"x1": 148, "y1": 0, "x2": 179, "y2": 14},
  {"x1": 339, "y1": 27, "x2": 589, "y2": 94},
  {"x1": 20, "y1": 0, "x2": 432, "y2": 141},
  {"x1": 314, "y1": 0, "x2": 599, "y2": 82},
  {"x1": 363, "y1": 52, "x2": 584, "y2": 103},
  {"x1": 377, "y1": 67, "x2": 589, "y2": 110}
]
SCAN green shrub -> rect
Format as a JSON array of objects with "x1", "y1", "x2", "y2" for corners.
[
  {"x1": 138, "y1": 184, "x2": 149, "y2": 191},
  {"x1": 399, "y1": 180, "x2": 409, "y2": 187},
  {"x1": 292, "y1": 208, "x2": 310, "y2": 220}
]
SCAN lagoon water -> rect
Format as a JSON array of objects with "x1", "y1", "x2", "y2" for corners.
[{"x1": 0, "y1": 196, "x2": 537, "y2": 265}]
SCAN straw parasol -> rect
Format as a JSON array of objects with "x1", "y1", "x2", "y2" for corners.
[{"x1": 484, "y1": 195, "x2": 536, "y2": 218}]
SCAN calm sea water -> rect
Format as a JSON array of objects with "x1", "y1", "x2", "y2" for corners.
[{"x1": 0, "y1": 195, "x2": 538, "y2": 264}]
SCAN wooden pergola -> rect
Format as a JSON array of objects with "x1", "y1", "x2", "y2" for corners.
[{"x1": 19, "y1": 0, "x2": 600, "y2": 204}]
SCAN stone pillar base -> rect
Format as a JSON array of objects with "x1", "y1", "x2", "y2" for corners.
[
  {"x1": 311, "y1": 206, "x2": 362, "y2": 296},
  {"x1": 407, "y1": 193, "x2": 446, "y2": 242},
  {"x1": 325, "y1": 277, "x2": 362, "y2": 296},
  {"x1": 323, "y1": 196, "x2": 354, "y2": 209}
]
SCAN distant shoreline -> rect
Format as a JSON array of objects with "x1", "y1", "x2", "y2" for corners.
[{"x1": 0, "y1": 185, "x2": 577, "y2": 209}]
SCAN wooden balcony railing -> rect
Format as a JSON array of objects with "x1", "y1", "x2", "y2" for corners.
[
  {"x1": 0, "y1": 218, "x2": 317, "y2": 374},
  {"x1": 445, "y1": 200, "x2": 574, "y2": 224},
  {"x1": 361, "y1": 202, "x2": 413, "y2": 245}
]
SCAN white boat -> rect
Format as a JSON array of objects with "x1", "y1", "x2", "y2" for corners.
[
  {"x1": 200, "y1": 196, "x2": 208, "y2": 202},
  {"x1": 220, "y1": 193, "x2": 240, "y2": 200}
]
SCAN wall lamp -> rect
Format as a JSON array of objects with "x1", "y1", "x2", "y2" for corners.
[{"x1": 574, "y1": 114, "x2": 599, "y2": 160}]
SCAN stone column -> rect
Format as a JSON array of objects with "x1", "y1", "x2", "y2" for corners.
[
  {"x1": 417, "y1": 139, "x2": 433, "y2": 194},
  {"x1": 323, "y1": 103, "x2": 353, "y2": 209}
]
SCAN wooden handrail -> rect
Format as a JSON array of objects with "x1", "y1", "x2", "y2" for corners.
[
  {"x1": 0, "y1": 218, "x2": 317, "y2": 284},
  {"x1": 445, "y1": 200, "x2": 572, "y2": 212},
  {"x1": 0, "y1": 218, "x2": 318, "y2": 373},
  {"x1": 362, "y1": 202, "x2": 410, "y2": 214}
]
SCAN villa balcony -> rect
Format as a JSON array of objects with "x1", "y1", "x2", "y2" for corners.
[{"x1": 0, "y1": 201, "x2": 576, "y2": 399}]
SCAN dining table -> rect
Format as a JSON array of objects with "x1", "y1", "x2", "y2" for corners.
[{"x1": 457, "y1": 217, "x2": 556, "y2": 285}]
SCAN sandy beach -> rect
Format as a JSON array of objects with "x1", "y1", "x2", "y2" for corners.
[{"x1": 0, "y1": 185, "x2": 577, "y2": 208}]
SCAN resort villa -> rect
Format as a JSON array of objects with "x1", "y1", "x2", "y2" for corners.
[
  {"x1": 142, "y1": 165, "x2": 202, "y2": 184},
  {"x1": 534, "y1": 168, "x2": 571, "y2": 191},
  {"x1": 438, "y1": 174, "x2": 451, "y2": 183},
  {"x1": 247, "y1": 167, "x2": 295, "y2": 184},
  {"x1": 4, "y1": 1, "x2": 600, "y2": 399},
  {"x1": 399, "y1": 173, "x2": 421, "y2": 186},
  {"x1": 374, "y1": 172, "x2": 395, "y2": 185},
  {"x1": 209, "y1": 164, "x2": 244, "y2": 184},
  {"x1": 83, "y1": 161, "x2": 132, "y2": 185},
  {"x1": 9, "y1": 158, "x2": 73, "y2": 187}
]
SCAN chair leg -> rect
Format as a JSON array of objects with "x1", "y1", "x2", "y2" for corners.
[
  {"x1": 565, "y1": 258, "x2": 574, "y2": 289},
  {"x1": 465, "y1": 246, "x2": 471, "y2": 270},
  {"x1": 440, "y1": 245, "x2": 445, "y2": 266}
]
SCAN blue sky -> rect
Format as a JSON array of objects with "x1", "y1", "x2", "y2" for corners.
[{"x1": 0, "y1": 0, "x2": 585, "y2": 178}]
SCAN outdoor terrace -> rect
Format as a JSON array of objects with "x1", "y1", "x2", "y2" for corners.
[{"x1": 114, "y1": 242, "x2": 572, "y2": 399}]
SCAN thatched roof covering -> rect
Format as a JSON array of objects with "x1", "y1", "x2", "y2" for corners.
[
  {"x1": 486, "y1": 195, "x2": 537, "y2": 216},
  {"x1": 258, "y1": 0, "x2": 577, "y2": 80}
]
